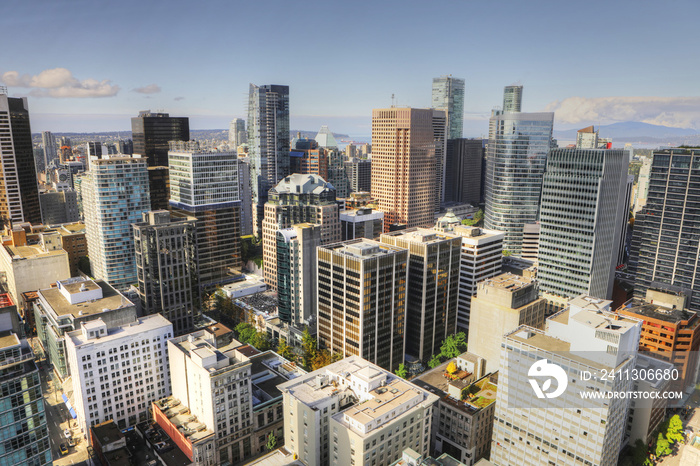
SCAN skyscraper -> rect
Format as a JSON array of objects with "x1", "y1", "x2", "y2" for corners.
[
  {"x1": 502, "y1": 84, "x2": 523, "y2": 112},
  {"x1": 169, "y1": 142, "x2": 241, "y2": 290},
  {"x1": 345, "y1": 157, "x2": 371, "y2": 193},
  {"x1": 317, "y1": 240, "x2": 407, "y2": 372},
  {"x1": 538, "y1": 148, "x2": 630, "y2": 301},
  {"x1": 82, "y1": 157, "x2": 151, "y2": 290},
  {"x1": 444, "y1": 138, "x2": 484, "y2": 206},
  {"x1": 228, "y1": 117, "x2": 246, "y2": 148},
  {"x1": 371, "y1": 107, "x2": 443, "y2": 231},
  {"x1": 133, "y1": 211, "x2": 199, "y2": 335},
  {"x1": 41, "y1": 131, "x2": 57, "y2": 170},
  {"x1": 484, "y1": 110, "x2": 553, "y2": 254},
  {"x1": 0, "y1": 92, "x2": 41, "y2": 228},
  {"x1": 261, "y1": 174, "x2": 340, "y2": 290},
  {"x1": 432, "y1": 76, "x2": 465, "y2": 139},
  {"x1": 432, "y1": 109, "x2": 448, "y2": 210},
  {"x1": 380, "y1": 228, "x2": 461, "y2": 362},
  {"x1": 247, "y1": 84, "x2": 290, "y2": 237},
  {"x1": 629, "y1": 149, "x2": 700, "y2": 312},
  {"x1": 131, "y1": 111, "x2": 189, "y2": 167}
]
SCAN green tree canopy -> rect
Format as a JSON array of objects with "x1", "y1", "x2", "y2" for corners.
[
  {"x1": 235, "y1": 323, "x2": 256, "y2": 344},
  {"x1": 277, "y1": 338, "x2": 294, "y2": 361},
  {"x1": 395, "y1": 363, "x2": 408, "y2": 379},
  {"x1": 266, "y1": 432, "x2": 277, "y2": 451},
  {"x1": 428, "y1": 354, "x2": 442, "y2": 369},
  {"x1": 440, "y1": 332, "x2": 467, "y2": 359},
  {"x1": 655, "y1": 432, "x2": 672, "y2": 457},
  {"x1": 666, "y1": 414, "x2": 685, "y2": 444}
]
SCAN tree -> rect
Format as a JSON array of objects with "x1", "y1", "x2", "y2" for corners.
[
  {"x1": 235, "y1": 323, "x2": 256, "y2": 344},
  {"x1": 440, "y1": 332, "x2": 467, "y2": 359},
  {"x1": 655, "y1": 432, "x2": 672, "y2": 457},
  {"x1": 250, "y1": 332, "x2": 271, "y2": 351},
  {"x1": 428, "y1": 354, "x2": 441, "y2": 369},
  {"x1": 311, "y1": 349, "x2": 332, "y2": 371},
  {"x1": 395, "y1": 363, "x2": 408, "y2": 379},
  {"x1": 301, "y1": 327, "x2": 317, "y2": 370},
  {"x1": 446, "y1": 361, "x2": 457, "y2": 374},
  {"x1": 461, "y1": 209, "x2": 484, "y2": 227},
  {"x1": 277, "y1": 338, "x2": 294, "y2": 361},
  {"x1": 666, "y1": 414, "x2": 685, "y2": 444},
  {"x1": 629, "y1": 439, "x2": 651, "y2": 466},
  {"x1": 266, "y1": 432, "x2": 277, "y2": 451}
]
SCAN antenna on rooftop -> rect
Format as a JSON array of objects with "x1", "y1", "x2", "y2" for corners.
[{"x1": 391, "y1": 94, "x2": 396, "y2": 108}]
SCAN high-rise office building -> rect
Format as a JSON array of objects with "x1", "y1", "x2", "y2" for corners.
[
  {"x1": 327, "y1": 146, "x2": 350, "y2": 199},
  {"x1": 279, "y1": 356, "x2": 438, "y2": 466},
  {"x1": 86, "y1": 141, "x2": 102, "y2": 159},
  {"x1": 371, "y1": 107, "x2": 443, "y2": 231},
  {"x1": 238, "y1": 157, "x2": 253, "y2": 236},
  {"x1": 444, "y1": 139, "x2": 484, "y2": 206},
  {"x1": 147, "y1": 166, "x2": 170, "y2": 211},
  {"x1": 633, "y1": 156, "x2": 652, "y2": 214},
  {"x1": 502, "y1": 85, "x2": 522, "y2": 112},
  {"x1": 39, "y1": 190, "x2": 80, "y2": 224},
  {"x1": 66, "y1": 314, "x2": 173, "y2": 433},
  {"x1": 380, "y1": 229, "x2": 461, "y2": 362},
  {"x1": 317, "y1": 240, "x2": 407, "y2": 372},
  {"x1": 247, "y1": 84, "x2": 290, "y2": 237},
  {"x1": 538, "y1": 148, "x2": 630, "y2": 301},
  {"x1": 116, "y1": 139, "x2": 133, "y2": 155},
  {"x1": 289, "y1": 135, "x2": 328, "y2": 180},
  {"x1": 432, "y1": 76, "x2": 465, "y2": 139},
  {"x1": 340, "y1": 208, "x2": 384, "y2": 241},
  {"x1": 133, "y1": 211, "x2": 199, "y2": 335},
  {"x1": 432, "y1": 109, "x2": 448, "y2": 210},
  {"x1": 261, "y1": 174, "x2": 340, "y2": 290},
  {"x1": 0, "y1": 291, "x2": 51, "y2": 465},
  {"x1": 131, "y1": 111, "x2": 189, "y2": 167},
  {"x1": 229, "y1": 118, "x2": 246, "y2": 148},
  {"x1": 41, "y1": 131, "x2": 57, "y2": 170},
  {"x1": 435, "y1": 214, "x2": 505, "y2": 333},
  {"x1": 484, "y1": 110, "x2": 553, "y2": 254},
  {"x1": 169, "y1": 143, "x2": 241, "y2": 290},
  {"x1": 82, "y1": 157, "x2": 151, "y2": 291},
  {"x1": 492, "y1": 296, "x2": 641, "y2": 466},
  {"x1": 468, "y1": 273, "x2": 545, "y2": 372},
  {"x1": 345, "y1": 157, "x2": 372, "y2": 193},
  {"x1": 276, "y1": 223, "x2": 321, "y2": 325},
  {"x1": 0, "y1": 92, "x2": 41, "y2": 228},
  {"x1": 629, "y1": 149, "x2": 700, "y2": 311}
]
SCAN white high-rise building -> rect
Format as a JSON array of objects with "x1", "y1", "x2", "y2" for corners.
[
  {"x1": 229, "y1": 118, "x2": 246, "y2": 148},
  {"x1": 279, "y1": 356, "x2": 439, "y2": 466},
  {"x1": 65, "y1": 314, "x2": 173, "y2": 434},
  {"x1": 491, "y1": 296, "x2": 642, "y2": 466},
  {"x1": 537, "y1": 148, "x2": 630, "y2": 301},
  {"x1": 82, "y1": 157, "x2": 150, "y2": 291},
  {"x1": 435, "y1": 212, "x2": 504, "y2": 333},
  {"x1": 41, "y1": 130, "x2": 57, "y2": 170}
]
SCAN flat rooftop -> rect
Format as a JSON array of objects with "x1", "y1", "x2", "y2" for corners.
[
  {"x1": 0, "y1": 331, "x2": 20, "y2": 350},
  {"x1": 153, "y1": 396, "x2": 215, "y2": 445},
  {"x1": 340, "y1": 377, "x2": 423, "y2": 427},
  {"x1": 325, "y1": 239, "x2": 404, "y2": 259},
  {"x1": 550, "y1": 308, "x2": 640, "y2": 334},
  {"x1": 0, "y1": 293, "x2": 13, "y2": 308},
  {"x1": 619, "y1": 298, "x2": 698, "y2": 326},
  {"x1": 382, "y1": 228, "x2": 458, "y2": 245},
  {"x1": 413, "y1": 359, "x2": 473, "y2": 398},
  {"x1": 39, "y1": 280, "x2": 131, "y2": 318},
  {"x1": 67, "y1": 314, "x2": 172, "y2": 347},
  {"x1": 4, "y1": 244, "x2": 65, "y2": 259},
  {"x1": 481, "y1": 273, "x2": 533, "y2": 292},
  {"x1": 91, "y1": 420, "x2": 123, "y2": 446}
]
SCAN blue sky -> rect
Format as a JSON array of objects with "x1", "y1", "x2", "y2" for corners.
[{"x1": 3, "y1": 0, "x2": 700, "y2": 136}]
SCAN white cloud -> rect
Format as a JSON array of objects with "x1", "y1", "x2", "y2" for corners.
[
  {"x1": 545, "y1": 96, "x2": 700, "y2": 129},
  {"x1": 133, "y1": 84, "x2": 161, "y2": 94},
  {"x1": 0, "y1": 68, "x2": 119, "y2": 98}
]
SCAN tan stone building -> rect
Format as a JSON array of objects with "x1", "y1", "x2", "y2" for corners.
[
  {"x1": 468, "y1": 273, "x2": 546, "y2": 373},
  {"x1": 371, "y1": 108, "x2": 445, "y2": 231},
  {"x1": 261, "y1": 174, "x2": 340, "y2": 290}
]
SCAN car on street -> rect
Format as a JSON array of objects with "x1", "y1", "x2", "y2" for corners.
[
  {"x1": 59, "y1": 444, "x2": 68, "y2": 455},
  {"x1": 64, "y1": 428, "x2": 71, "y2": 439}
]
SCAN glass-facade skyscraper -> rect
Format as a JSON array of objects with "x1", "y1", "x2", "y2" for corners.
[
  {"x1": 538, "y1": 148, "x2": 630, "y2": 300},
  {"x1": 484, "y1": 111, "x2": 554, "y2": 254},
  {"x1": 247, "y1": 84, "x2": 290, "y2": 237},
  {"x1": 503, "y1": 85, "x2": 523, "y2": 112},
  {"x1": 82, "y1": 157, "x2": 151, "y2": 291},
  {"x1": 131, "y1": 111, "x2": 189, "y2": 167},
  {"x1": 431, "y1": 76, "x2": 465, "y2": 139},
  {"x1": 629, "y1": 149, "x2": 700, "y2": 312}
]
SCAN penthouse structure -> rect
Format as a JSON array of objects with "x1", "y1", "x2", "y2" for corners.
[
  {"x1": 468, "y1": 273, "x2": 546, "y2": 373},
  {"x1": 262, "y1": 174, "x2": 340, "y2": 290},
  {"x1": 65, "y1": 314, "x2": 173, "y2": 434},
  {"x1": 340, "y1": 208, "x2": 384, "y2": 241},
  {"x1": 492, "y1": 297, "x2": 641, "y2": 466},
  {"x1": 380, "y1": 229, "x2": 461, "y2": 362},
  {"x1": 34, "y1": 277, "x2": 137, "y2": 380},
  {"x1": 317, "y1": 240, "x2": 408, "y2": 372},
  {"x1": 278, "y1": 356, "x2": 439, "y2": 466}
]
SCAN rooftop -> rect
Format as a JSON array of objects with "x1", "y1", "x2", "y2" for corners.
[
  {"x1": 549, "y1": 307, "x2": 640, "y2": 334},
  {"x1": 0, "y1": 293, "x2": 13, "y2": 308},
  {"x1": 0, "y1": 331, "x2": 20, "y2": 350},
  {"x1": 271, "y1": 173, "x2": 335, "y2": 195},
  {"x1": 480, "y1": 273, "x2": 533, "y2": 292},
  {"x1": 91, "y1": 420, "x2": 123, "y2": 447},
  {"x1": 324, "y1": 239, "x2": 405, "y2": 259},
  {"x1": 381, "y1": 228, "x2": 458, "y2": 245},
  {"x1": 39, "y1": 279, "x2": 133, "y2": 319},
  {"x1": 618, "y1": 298, "x2": 698, "y2": 326},
  {"x1": 153, "y1": 396, "x2": 215, "y2": 445},
  {"x1": 3, "y1": 243, "x2": 65, "y2": 260},
  {"x1": 67, "y1": 314, "x2": 172, "y2": 347}
]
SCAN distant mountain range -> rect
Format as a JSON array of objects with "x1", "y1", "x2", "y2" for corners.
[
  {"x1": 554, "y1": 121, "x2": 700, "y2": 145},
  {"x1": 32, "y1": 129, "x2": 350, "y2": 142}
]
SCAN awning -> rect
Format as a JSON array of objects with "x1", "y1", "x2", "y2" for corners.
[{"x1": 62, "y1": 394, "x2": 77, "y2": 418}]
